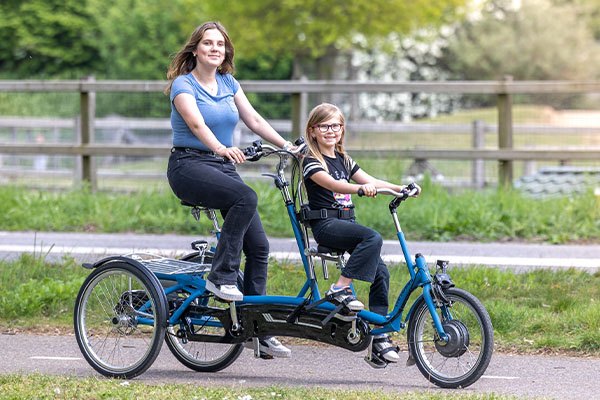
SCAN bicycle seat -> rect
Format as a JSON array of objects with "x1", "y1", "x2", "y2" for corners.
[
  {"x1": 316, "y1": 244, "x2": 346, "y2": 256},
  {"x1": 180, "y1": 200, "x2": 208, "y2": 209}
]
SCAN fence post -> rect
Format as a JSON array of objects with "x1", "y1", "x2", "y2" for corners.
[
  {"x1": 472, "y1": 120, "x2": 485, "y2": 188},
  {"x1": 497, "y1": 75, "x2": 514, "y2": 187},
  {"x1": 290, "y1": 76, "x2": 308, "y2": 139},
  {"x1": 79, "y1": 76, "x2": 97, "y2": 191}
]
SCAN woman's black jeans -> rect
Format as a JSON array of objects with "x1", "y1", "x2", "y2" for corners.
[
  {"x1": 311, "y1": 217, "x2": 390, "y2": 316},
  {"x1": 167, "y1": 148, "x2": 269, "y2": 296}
]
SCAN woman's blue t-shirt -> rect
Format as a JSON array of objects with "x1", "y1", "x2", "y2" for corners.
[{"x1": 170, "y1": 73, "x2": 240, "y2": 150}]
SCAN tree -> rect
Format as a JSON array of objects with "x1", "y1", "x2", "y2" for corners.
[
  {"x1": 0, "y1": 0, "x2": 101, "y2": 78},
  {"x1": 180, "y1": 0, "x2": 468, "y2": 79},
  {"x1": 441, "y1": 0, "x2": 600, "y2": 81},
  {"x1": 89, "y1": 0, "x2": 185, "y2": 80}
]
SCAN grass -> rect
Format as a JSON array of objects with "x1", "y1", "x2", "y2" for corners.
[
  {"x1": 0, "y1": 181, "x2": 599, "y2": 243},
  {"x1": 0, "y1": 374, "x2": 520, "y2": 400},
  {"x1": 1, "y1": 254, "x2": 598, "y2": 355}
]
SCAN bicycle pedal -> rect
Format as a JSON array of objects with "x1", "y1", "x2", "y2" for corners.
[{"x1": 364, "y1": 354, "x2": 388, "y2": 369}]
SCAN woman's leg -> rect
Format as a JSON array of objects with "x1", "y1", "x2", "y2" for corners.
[
  {"x1": 241, "y1": 211, "x2": 269, "y2": 296},
  {"x1": 167, "y1": 154, "x2": 257, "y2": 286}
]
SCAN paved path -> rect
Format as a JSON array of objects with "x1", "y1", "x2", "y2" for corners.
[
  {"x1": 1, "y1": 333, "x2": 598, "y2": 399},
  {"x1": 0, "y1": 231, "x2": 598, "y2": 271}
]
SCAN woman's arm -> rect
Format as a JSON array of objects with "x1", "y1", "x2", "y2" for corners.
[
  {"x1": 234, "y1": 87, "x2": 291, "y2": 149},
  {"x1": 173, "y1": 93, "x2": 246, "y2": 163}
]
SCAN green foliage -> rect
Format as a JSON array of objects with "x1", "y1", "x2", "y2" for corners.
[
  {"x1": 0, "y1": 254, "x2": 86, "y2": 323},
  {"x1": 0, "y1": 183, "x2": 599, "y2": 243},
  {"x1": 198, "y1": 0, "x2": 467, "y2": 78},
  {"x1": 89, "y1": 0, "x2": 183, "y2": 80},
  {"x1": 0, "y1": 0, "x2": 101, "y2": 78},
  {"x1": 443, "y1": 0, "x2": 600, "y2": 82},
  {"x1": 458, "y1": 267, "x2": 600, "y2": 353},
  {"x1": 200, "y1": 0, "x2": 466, "y2": 60}
]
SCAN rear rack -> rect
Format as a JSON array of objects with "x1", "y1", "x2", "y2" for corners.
[{"x1": 123, "y1": 253, "x2": 211, "y2": 275}]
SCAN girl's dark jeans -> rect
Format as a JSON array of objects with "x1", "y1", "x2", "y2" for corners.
[
  {"x1": 167, "y1": 149, "x2": 269, "y2": 296},
  {"x1": 311, "y1": 218, "x2": 390, "y2": 316}
]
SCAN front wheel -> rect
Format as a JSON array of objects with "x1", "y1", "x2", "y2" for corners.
[
  {"x1": 74, "y1": 261, "x2": 167, "y2": 378},
  {"x1": 407, "y1": 287, "x2": 493, "y2": 388}
]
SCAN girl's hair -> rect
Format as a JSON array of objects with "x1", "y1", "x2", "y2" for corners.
[
  {"x1": 304, "y1": 103, "x2": 349, "y2": 172},
  {"x1": 164, "y1": 21, "x2": 235, "y2": 95}
]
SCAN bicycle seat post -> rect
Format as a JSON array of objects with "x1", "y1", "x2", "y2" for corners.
[{"x1": 205, "y1": 208, "x2": 221, "y2": 237}]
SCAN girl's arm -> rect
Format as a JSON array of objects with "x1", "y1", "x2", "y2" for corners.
[
  {"x1": 234, "y1": 87, "x2": 291, "y2": 149},
  {"x1": 351, "y1": 168, "x2": 405, "y2": 192},
  {"x1": 309, "y1": 170, "x2": 369, "y2": 195},
  {"x1": 173, "y1": 93, "x2": 246, "y2": 163}
]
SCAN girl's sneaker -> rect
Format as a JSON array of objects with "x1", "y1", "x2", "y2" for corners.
[
  {"x1": 372, "y1": 334, "x2": 400, "y2": 363},
  {"x1": 326, "y1": 285, "x2": 364, "y2": 311}
]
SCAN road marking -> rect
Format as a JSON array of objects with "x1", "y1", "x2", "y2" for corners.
[
  {"x1": 269, "y1": 251, "x2": 599, "y2": 269},
  {"x1": 0, "y1": 245, "x2": 598, "y2": 269},
  {"x1": 30, "y1": 356, "x2": 82, "y2": 361},
  {"x1": 482, "y1": 375, "x2": 519, "y2": 380}
]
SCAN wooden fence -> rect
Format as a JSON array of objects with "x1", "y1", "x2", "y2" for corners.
[{"x1": 1, "y1": 78, "x2": 600, "y2": 190}]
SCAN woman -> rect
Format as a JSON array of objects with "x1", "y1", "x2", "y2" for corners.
[
  {"x1": 165, "y1": 21, "x2": 292, "y2": 358},
  {"x1": 302, "y1": 103, "x2": 420, "y2": 364}
]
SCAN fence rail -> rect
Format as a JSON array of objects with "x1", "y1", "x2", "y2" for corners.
[{"x1": 1, "y1": 78, "x2": 600, "y2": 190}]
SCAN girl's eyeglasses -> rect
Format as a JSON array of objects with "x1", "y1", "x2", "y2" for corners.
[{"x1": 315, "y1": 123, "x2": 343, "y2": 133}]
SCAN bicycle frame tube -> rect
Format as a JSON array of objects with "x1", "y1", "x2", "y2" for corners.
[
  {"x1": 370, "y1": 204, "x2": 448, "y2": 340},
  {"x1": 286, "y1": 202, "x2": 322, "y2": 300}
]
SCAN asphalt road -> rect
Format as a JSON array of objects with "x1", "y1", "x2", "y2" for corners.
[
  {"x1": 1, "y1": 333, "x2": 598, "y2": 399},
  {"x1": 1, "y1": 230, "x2": 599, "y2": 271}
]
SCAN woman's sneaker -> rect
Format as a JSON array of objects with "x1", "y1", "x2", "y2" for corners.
[
  {"x1": 371, "y1": 334, "x2": 400, "y2": 363},
  {"x1": 326, "y1": 285, "x2": 364, "y2": 311},
  {"x1": 205, "y1": 279, "x2": 243, "y2": 302},
  {"x1": 244, "y1": 336, "x2": 292, "y2": 358}
]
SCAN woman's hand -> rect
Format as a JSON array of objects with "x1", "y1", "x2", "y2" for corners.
[
  {"x1": 359, "y1": 184, "x2": 377, "y2": 197},
  {"x1": 216, "y1": 146, "x2": 246, "y2": 164}
]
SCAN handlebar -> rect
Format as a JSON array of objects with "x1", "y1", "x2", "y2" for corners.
[
  {"x1": 242, "y1": 137, "x2": 307, "y2": 161},
  {"x1": 357, "y1": 182, "x2": 420, "y2": 200}
]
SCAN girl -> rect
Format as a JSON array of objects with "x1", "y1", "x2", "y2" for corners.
[{"x1": 302, "y1": 103, "x2": 419, "y2": 363}]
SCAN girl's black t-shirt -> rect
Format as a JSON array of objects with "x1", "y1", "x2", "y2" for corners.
[{"x1": 302, "y1": 151, "x2": 360, "y2": 210}]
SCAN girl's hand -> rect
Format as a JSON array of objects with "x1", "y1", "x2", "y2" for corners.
[
  {"x1": 217, "y1": 146, "x2": 246, "y2": 164},
  {"x1": 359, "y1": 184, "x2": 377, "y2": 197}
]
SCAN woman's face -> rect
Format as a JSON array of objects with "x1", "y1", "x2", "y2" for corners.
[{"x1": 195, "y1": 28, "x2": 226, "y2": 69}]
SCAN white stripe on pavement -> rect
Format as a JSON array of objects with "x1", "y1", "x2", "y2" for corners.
[
  {"x1": 30, "y1": 356, "x2": 82, "y2": 361},
  {"x1": 269, "y1": 251, "x2": 599, "y2": 269},
  {"x1": 1, "y1": 245, "x2": 597, "y2": 269}
]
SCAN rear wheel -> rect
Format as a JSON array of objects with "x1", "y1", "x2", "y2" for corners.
[
  {"x1": 164, "y1": 251, "x2": 244, "y2": 372},
  {"x1": 407, "y1": 287, "x2": 494, "y2": 388},
  {"x1": 74, "y1": 261, "x2": 167, "y2": 378}
]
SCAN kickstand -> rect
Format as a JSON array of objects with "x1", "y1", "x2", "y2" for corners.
[{"x1": 252, "y1": 337, "x2": 261, "y2": 358}]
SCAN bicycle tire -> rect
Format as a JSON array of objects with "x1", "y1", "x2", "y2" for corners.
[
  {"x1": 407, "y1": 287, "x2": 494, "y2": 388},
  {"x1": 74, "y1": 261, "x2": 167, "y2": 378},
  {"x1": 164, "y1": 252, "x2": 244, "y2": 372}
]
